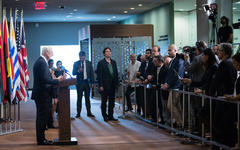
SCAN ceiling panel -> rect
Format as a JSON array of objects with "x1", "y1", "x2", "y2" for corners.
[{"x1": 3, "y1": 0, "x2": 171, "y2": 22}]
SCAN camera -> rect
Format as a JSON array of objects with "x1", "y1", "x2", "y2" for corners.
[
  {"x1": 183, "y1": 46, "x2": 196, "y2": 63},
  {"x1": 203, "y1": 3, "x2": 218, "y2": 23},
  {"x1": 233, "y1": 19, "x2": 240, "y2": 29}
]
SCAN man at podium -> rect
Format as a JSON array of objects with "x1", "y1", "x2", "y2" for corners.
[{"x1": 31, "y1": 47, "x2": 63, "y2": 145}]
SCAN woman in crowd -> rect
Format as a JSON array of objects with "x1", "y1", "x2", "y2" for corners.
[{"x1": 181, "y1": 48, "x2": 218, "y2": 95}]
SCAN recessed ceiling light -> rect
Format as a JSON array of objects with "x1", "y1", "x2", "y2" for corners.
[
  {"x1": 237, "y1": 1, "x2": 240, "y2": 4},
  {"x1": 73, "y1": 9, "x2": 78, "y2": 11},
  {"x1": 233, "y1": 7, "x2": 237, "y2": 10},
  {"x1": 130, "y1": 7, "x2": 135, "y2": 10},
  {"x1": 124, "y1": 11, "x2": 128, "y2": 13},
  {"x1": 107, "y1": 18, "x2": 111, "y2": 21},
  {"x1": 179, "y1": 9, "x2": 184, "y2": 11},
  {"x1": 66, "y1": 15, "x2": 72, "y2": 18},
  {"x1": 138, "y1": 4, "x2": 143, "y2": 7},
  {"x1": 112, "y1": 16, "x2": 116, "y2": 18},
  {"x1": 69, "y1": 13, "x2": 73, "y2": 15}
]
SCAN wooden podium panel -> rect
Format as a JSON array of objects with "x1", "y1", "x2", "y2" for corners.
[{"x1": 54, "y1": 78, "x2": 78, "y2": 145}]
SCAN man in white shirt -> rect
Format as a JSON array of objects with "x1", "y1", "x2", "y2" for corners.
[{"x1": 125, "y1": 54, "x2": 141, "y2": 111}]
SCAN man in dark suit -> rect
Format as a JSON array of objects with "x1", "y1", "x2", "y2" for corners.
[
  {"x1": 31, "y1": 47, "x2": 63, "y2": 145},
  {"x1": 97, "y1": 47, "x2": 119, "y2": 121},
  {"x1": 162, "y1": 44, "x2": 184, "y2": 126},
  {"x1": 73, "y1": 51, "x2": 95, "y2": 118},
  {"x1": 148, "y1": 55, "x2": 168, "y2": 122},
  {"x1": 210, "y1": 43, "x2": 237, "y2": 147},
  {"x1": 137, "y1": 49, "x2": 154, "y2": 117}
]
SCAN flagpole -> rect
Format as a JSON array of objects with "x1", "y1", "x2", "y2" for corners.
[{"x1": 13, "y1": 8, "x2": 18, "y2": 131}]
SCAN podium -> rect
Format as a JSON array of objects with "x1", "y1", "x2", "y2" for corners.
[{"x1": 54, "y1": 78, "x2": 78, "y2": 145}]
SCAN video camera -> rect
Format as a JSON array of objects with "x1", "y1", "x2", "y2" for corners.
[
  {"x1": 203, "y1": 3, "x2": 218, "y2": 23},
  {"x1": 233, "y1": 19, "x2": 240, "y2": 29}
]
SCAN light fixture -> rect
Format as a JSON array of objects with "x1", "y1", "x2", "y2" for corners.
[
  {"x1": 73, "y1": 9, "x2": 78, "y2": 11},
  {"x1": 66, "y1": 15, "x2": 72, "y2": 18},
  {"x1": 107, "y1": 18, "x2": 111, "y2": 21},
  {"x1": 233, "y1": 7, "x2": 237, "y2": 10},
  {"x1": 124, "y1": 10, "x2": 128, "y2": 13},
  {"x1": 15, "y1": 0, "x2": 20, "y2": 1},
  {"x1": 236, "y1": 1, "x2": 240, "y2": 4},
  {"x1": 130, "y1": 7, "x2": 135, "y2": 10},
  {"x1": 69, "y1": 12, "x2": 73, "y2": 15},
  {"x1": 138, "y1": 4, "x2": 143, "y2": 7},
  {"x1": 112, "y1": 16, "x2": 116, "y2": 18},
  {"x1": 179, "y1": 9, "x2": 184, "y2": 11}
]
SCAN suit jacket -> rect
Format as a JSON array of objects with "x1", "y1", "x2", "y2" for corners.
[
  {"x1": 31, "y1": 56, "x2": 59, "y2": 101},
  {"x1": 138, "y1": 58, "x2": 154, "y2": 81},
  {"x1": 191, "y1": 63, "x2": 218, "y2": 95},
  {"x1": 152, "y1": 65, "x2": 168, "y2": 85},
  {"x1": 237, "y1": 76, "x2": 240, "y2": 94},
  {"x1": 72, "y1": 60, "x2": 94, "y2": 85},
  {"x1": 165, "y1": 54, "x2": 184, "y2": 89},
  {"x1": 97, "y1": 58, "x2": 119, "y2": 90},
  {"x1": 210, "y1": 58, "x2": 237, "y2": 96},
  {"x1": 151, "y1": 64, "x2": 168, "y2": 99},
  {"x1": 185, "y1": 54, "x2": 204, "y2": 82}
]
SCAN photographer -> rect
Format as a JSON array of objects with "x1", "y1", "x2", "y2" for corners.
[{"x1": 217, "y1": 16, "x2": 233, "y2": 44}]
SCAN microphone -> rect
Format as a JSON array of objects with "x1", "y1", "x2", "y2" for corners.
[{"x1": 59, "y1": 65, "x2": 72, "y2": 78}]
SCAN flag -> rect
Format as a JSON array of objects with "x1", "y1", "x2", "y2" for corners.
[
  {"x1": 0, "y1": 23, "x2": 6, "y2": 103},
  {"x1": 3, "y1": 14, "x2": 13, "y2": 103},
  {"x1": 16, "y1": 15, "x2": 29, "y2": 102},
  {"x1": 9, "y1": 15, "x2": 20, "y2": 101}
]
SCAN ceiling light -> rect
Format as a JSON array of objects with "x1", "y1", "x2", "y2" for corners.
[
  {"x1": 130, "y1": 8, "x2": 135, "y2": 10},
  {"x1": 77, "y1": 16, "x2": 84, "y2": 19},
  {"x1": 69, "y1": 13, "x2": 73, "y2": 15},
  {"x1": 233, "y1": 7, "x2": 237, "y2": 10},
  {"x1": 194, "y1": 4, "x2": 197, "y2": 7},
  {"x1": 179, "y1": 9, "x2": 184, "y2": 11},
  {"x1": 107, "y1": 18, "x2": 111, "y2": 21},
  {"x1": 124, "y1": 11, "x2": 128, "y2": 13},
  {"x1": 15, "y1": 0, "x2": 20, "y2": 1},
  {"x1": 112, "y1": 16, "x2": 116, "y2": 18},
  {"x1": 236, "y1": 1, "x2": 240, "y2": 4},
  {"x1": 138, "y1": 4, "x2": 143, "y2": 7},
  {"x1": 73, "y1": 9, "x2": 78, "y2": 11},
  {"x1": 66, "y1": 15, "x2": 72, "y2": 18}
]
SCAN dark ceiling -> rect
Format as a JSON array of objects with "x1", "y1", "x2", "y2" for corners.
[{"x1": 3, "y1": 0, "x2": 171, "y2": 22}]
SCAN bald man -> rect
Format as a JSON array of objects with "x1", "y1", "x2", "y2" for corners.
[
  {"x1": 162, "y1": 44, "x2": 184, "y2": 126},
  {"x1": 31, "y1": 47, "x2": 63, "y2": 145}
]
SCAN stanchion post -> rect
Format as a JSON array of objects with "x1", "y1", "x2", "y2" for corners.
[
  {"x1": 134, "y1": 83, "x2": 137, "y2": 113},
  {"x1": 188, "y1": 93, "x2": 191, "y2": 132},
  {"x1": 171, "y1": 91, "x2": 173, "y2": 129},
  {"x1": 237, "y1": 103, "x2": 240, "y2": 148},
  {"x1": 144, "y1": 85, "x2": 147, "y2": 119},
  {"x1": 201, "y1": 95, "x2": 205, "y2": 144},
  {"x1": 156, "y1": 88, "x2": 159, "y2": 126},
  {"x1": 122, "y1": 83, "x2": 126, "y2": 117},
  {"x1": 210, "y1": 98, "x2": 213, "y2": 141},
  {"x1": 182, "y1": 86, "x2": 185, "y2": 129}
]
